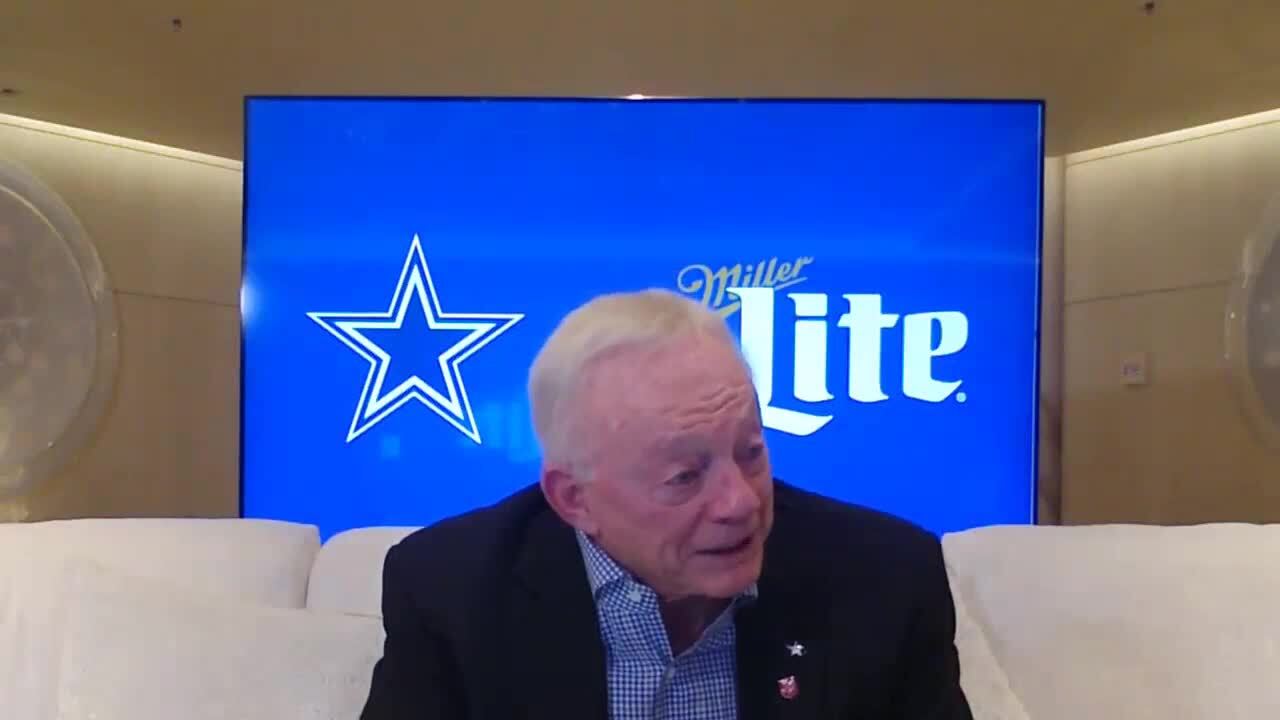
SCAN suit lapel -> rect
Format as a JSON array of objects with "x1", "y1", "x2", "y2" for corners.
[
  {"x1": 507, "y1": 508, "x2": 608, "y2": 720},
  {"x1": 736, "y1": 491, "x2": 830, "y2": 720}
]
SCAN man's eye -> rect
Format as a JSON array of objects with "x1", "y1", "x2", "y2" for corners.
[
  {"x1": 668, "y1": 470, "x2": 701, "y2": 486},
  {"x1": 740, "y1": 444, "x2": 765, "y2": 462}
]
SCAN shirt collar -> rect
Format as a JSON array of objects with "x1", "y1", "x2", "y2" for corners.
[{"x1": 574, "y1": 529, "x2": 759, "y2": 602}]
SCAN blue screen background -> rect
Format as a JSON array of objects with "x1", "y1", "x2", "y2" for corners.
[{"x1": 241, "y1": 98, "x2": 1043, "y2": 540}]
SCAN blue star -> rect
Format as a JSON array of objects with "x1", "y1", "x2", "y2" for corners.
[{"x1": 308, "y1": 235, "x2": 523, "y2": 444}]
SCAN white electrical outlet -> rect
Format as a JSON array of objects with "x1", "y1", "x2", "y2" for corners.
[{"x1": 1121, "y1": 352, "x2": 1150, "y2": 386}]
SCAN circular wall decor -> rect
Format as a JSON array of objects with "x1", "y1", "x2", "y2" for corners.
[
  {"x1": 1225, "y1": 192, "x2": 1280, "y2": 451},
  {"x1": 0, "y1": 158, "x2": 118, "y2": 499}
]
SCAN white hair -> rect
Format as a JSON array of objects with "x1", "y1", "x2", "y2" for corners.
[{"x1": 527, "y1": 288, "x2": 740, "y2": 468}]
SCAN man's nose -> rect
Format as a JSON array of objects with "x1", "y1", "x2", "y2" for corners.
[{"x1": 708, "y1": 462, "x2": 761, "y2": 521}]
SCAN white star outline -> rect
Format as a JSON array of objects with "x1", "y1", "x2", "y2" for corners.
[{"x1": 307, "y1": 234, "x2": 523, "y2": 444}]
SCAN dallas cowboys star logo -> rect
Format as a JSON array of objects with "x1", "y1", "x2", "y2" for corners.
[{"x1": 307, "y1": 235, "x2": 523, "y2": 444}]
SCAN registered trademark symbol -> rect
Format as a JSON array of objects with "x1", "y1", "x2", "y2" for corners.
[{"x1": 956, "y1": 392, "x2": 968, "y2": 403}]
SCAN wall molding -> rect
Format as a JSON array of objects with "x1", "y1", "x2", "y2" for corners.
[
  {"x1": 1066, "y1": 107, "x2": 1280, "y2": 167},
  {"x1": 0, "y1": 113, "x2": 242, "y2": 172}
]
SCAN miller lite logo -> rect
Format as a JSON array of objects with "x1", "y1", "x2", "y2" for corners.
[{"x1": 677, "y1": 257, "x2": 970, "y2": 437}]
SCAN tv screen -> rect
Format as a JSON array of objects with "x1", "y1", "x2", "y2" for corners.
[{"x1": 241, "y1": 97, "x2": 1044, "y2": 540}]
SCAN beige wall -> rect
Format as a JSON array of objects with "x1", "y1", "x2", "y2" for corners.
[
  {"x1": 0, "y1": 116, "x2": 243, "y2": 520},
  {"x1": 1062, "y1": 111, "x2": 1280, "y2": 524}
]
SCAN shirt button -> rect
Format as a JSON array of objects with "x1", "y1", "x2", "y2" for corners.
[{"x1": 627, "y1": 589, "x2": 642, "y2": 602}]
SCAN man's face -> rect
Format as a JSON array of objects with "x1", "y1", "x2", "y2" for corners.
[{"x1": 560, "y1": 332, "x2": 774, "y2": 601}]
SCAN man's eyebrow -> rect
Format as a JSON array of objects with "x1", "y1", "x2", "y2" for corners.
[
  {"x1": 653, "y1": 433, "x2": 705, "y2": 457},
  {"x1": 746, "y1": 394, "x2": 764, "y2": 426},
  {"x1": 738, "y1": 408, "x2": 764, "y2": 434}
]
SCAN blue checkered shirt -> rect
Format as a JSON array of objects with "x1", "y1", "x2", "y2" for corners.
[{"x1": 575, "y1": 531, "x2": 757, "y2": 720}]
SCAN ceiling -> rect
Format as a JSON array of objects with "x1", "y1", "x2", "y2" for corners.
[{"x1": 2, "y1": 0, "x2": 1279, "y2": 159}]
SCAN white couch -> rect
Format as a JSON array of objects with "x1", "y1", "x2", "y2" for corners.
[{"x1": 2, "y1": 518, "x2": 1278, "y2": 719}]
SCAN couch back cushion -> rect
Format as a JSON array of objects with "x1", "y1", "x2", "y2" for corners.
[
  {"x1": 943, "y1": 523, "x2": 1280, "y2": 720},
  {"x1": 0, "y1": 518, "x2": 321, "y2": 720},
  {"x1": 307, "y1": 527, "x2": 418, "y2": 616},
  {"x1": 946, "y1": 559, "x2": 1032, "y2": 720},
  {"x1": 1, "y1": 518, "x2": 320, "y2": 607},
  {"x1": 56, "y1": 557, "x2": 384, "y2": 720}
]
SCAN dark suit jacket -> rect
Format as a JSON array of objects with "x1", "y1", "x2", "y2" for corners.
[{"x1": 360, "y1": 480, "x2": 972, "y2": 720}]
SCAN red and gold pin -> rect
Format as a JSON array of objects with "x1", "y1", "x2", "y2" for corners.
[{"x1": 777, "y1": 675, "x2": 799, "y2": 700}]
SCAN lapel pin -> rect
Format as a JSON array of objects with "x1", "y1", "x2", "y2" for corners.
[
  {"x1": 786, "y1": 641, "x2": 805, "y2": 657},
  {"x1": 777, "y1": 675, "x2": 799, "y2": 700}
]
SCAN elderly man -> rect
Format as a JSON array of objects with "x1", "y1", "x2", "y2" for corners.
[{"x1": 360, "y1": 289, "x2": 972, "y2": 720}]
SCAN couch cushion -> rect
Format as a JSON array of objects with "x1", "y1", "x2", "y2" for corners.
[
  {"x1": 307, "y1": 527, "x2": 417, "y2": 616},
  {"x1": 943, "y1": 523, "x2": 1280, "y2": 720},
  {"x1": 946, "y1": 560, "x2": 1031, "y2": 720},
  {"x1": 0, "y1": 517, "x2": 320, "y2": 607},
  {"x1": 0, "y1": 518, "x2": 321, "y2": 720},
  {"x1": 55, "y1": 556, "x2": 384, "y2": 720}
]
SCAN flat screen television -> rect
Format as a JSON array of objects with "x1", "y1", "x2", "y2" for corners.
[{"x1": 240, "y1": 97, "x2": 1044, "y2": 540}]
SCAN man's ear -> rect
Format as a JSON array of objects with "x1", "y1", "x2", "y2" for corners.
[{"x1": 540, "y1": 464, "x2": 598, "y2": 535}]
